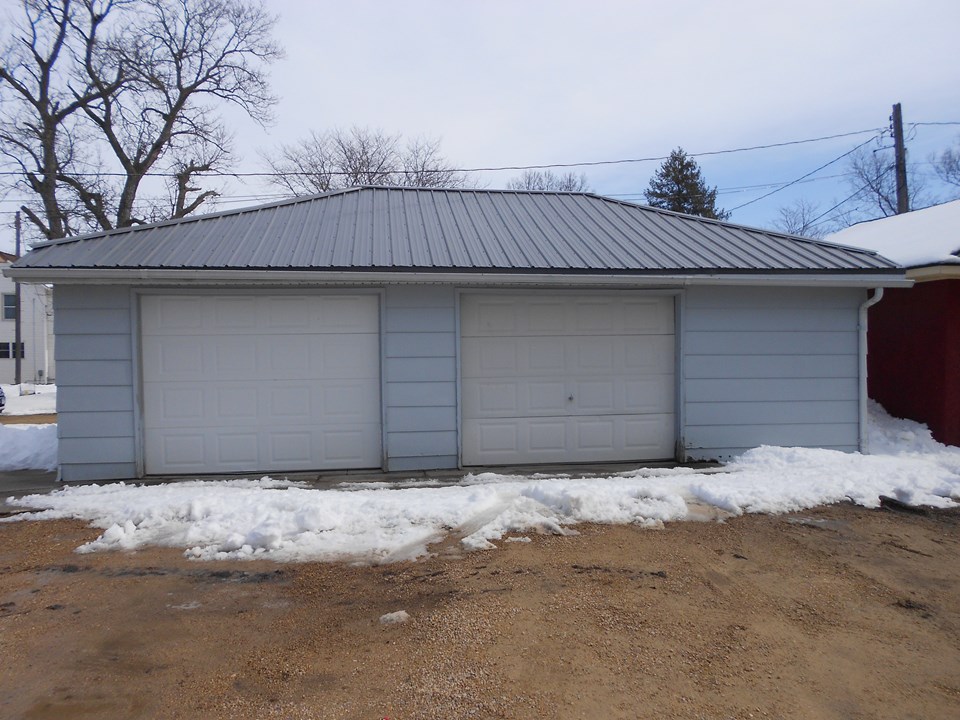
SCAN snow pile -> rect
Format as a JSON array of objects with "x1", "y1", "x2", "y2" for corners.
[
  {"x1": 2, "y1": 474, "x2": 693, "y2": 562},
  {"x1": 0, "y1": 424, "x2": 58, "y2": 471},
  {"x1": 1, "y1": 384, "x2": 57, "y2": 416},
  {"x1": 4, "y1": 406, "x2": 959, "y2": 563},
  {"x1": 867, "y1": 399, "x2": 959, "y2": 456}
]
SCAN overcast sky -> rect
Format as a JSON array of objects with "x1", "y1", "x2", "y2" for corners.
[{"x1": 3, "y1": 0, "x2": 960, "y2": 251}]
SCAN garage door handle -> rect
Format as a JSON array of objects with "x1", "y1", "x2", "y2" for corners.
[{"x1": 568, "y1": 395, "x2": 574, "y2": 401}]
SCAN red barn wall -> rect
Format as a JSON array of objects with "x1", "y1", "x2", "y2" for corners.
[{"x1": 867, "y1": 279, "x2": 960, "y2": 446}]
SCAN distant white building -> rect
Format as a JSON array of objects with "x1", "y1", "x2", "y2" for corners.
[{"x1": 0, "y1": 251, "x2": 55, "y2": 384}]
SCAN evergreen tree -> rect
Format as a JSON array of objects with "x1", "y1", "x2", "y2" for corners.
[{"x1": 644, "y1": 148, "x2": 730, "y2": 220}]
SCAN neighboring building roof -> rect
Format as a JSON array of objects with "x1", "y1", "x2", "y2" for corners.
[
  {"x1": 10, "y1": 187, "x2": 898, "y2": 276},
  {"x1": 0, "y1": 251, "x2": 18, "y2": 263},
  {"x1": 826, "y1": 199, "x2": 960, "y2": 269}
]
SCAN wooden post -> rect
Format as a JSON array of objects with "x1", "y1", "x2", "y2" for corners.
[{"x1": 892, "y1": 103, "x2": 909, "y2": 214}]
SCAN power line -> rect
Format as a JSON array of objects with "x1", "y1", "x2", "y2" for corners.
[
  {"x1": 806, "y1": 170, "x2": 894, "y2": 228},
  {"x1": 0, "y1": 167, "x2": 871, "y2": 206},
  {"x1": 607, "y1": 172, "x2": 857, "y2": 201},
  {"x1": 0, "y1": 127, "x2": 885, "y2": 180},
  {"x1": 728, "y1": 135, "x2": 881, "y2": 212}
]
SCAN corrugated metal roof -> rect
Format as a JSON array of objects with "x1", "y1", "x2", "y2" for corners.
[{"x1": 12, "y1": 187, "x2": 899, "y2": 273}]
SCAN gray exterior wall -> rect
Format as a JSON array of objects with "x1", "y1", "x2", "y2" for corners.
[
  {"x1": 681, "y1": 285, "x2": 864, "y2": 461},
  {"x1": 50, "y1": 282, "x2": 866, "y2": 480},
  {"x1": 54, "y1": 285, "x2": 137, "y2": 481},
  {"x1": 383, "y1": 286, "x2": 459, "y2": 471}
]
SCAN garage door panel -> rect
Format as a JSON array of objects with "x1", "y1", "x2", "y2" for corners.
[
  {"x1": 624, "y1": 335, "x2": 674, "y2": 372},
  {"x1": 623, "y1": 377, "x2": 676, "y2": 413},
  {"x1": 577, "y1": 340, "x2": 615, "y2": 370},
  {"x1": 577, "y1": 418, "x2": 615, "y2": 449},
  {"x1": 461, "y1": 293, "x2": 675, "y2": 466},
  {"x1": 216, "y1": 385, "x2": 258, "y2": 420},
  {"x1": 528, "y1": 302, "x2": 567, "y2": 333},
  {"x1": 213, "y1": 297, "x2": 258, "y2": 329},
  {"x1": 624, "y1": 416, "x2": 676, "y2": 453},
  {"x1": 461, "y1": 335, "x2": 673, "y2": 378},
  {"x1": 268, "y1": 385, "x2": 311, "y2": 419},
  {"x1": 462, "y1": 375, "x2": 674, "y2": 418},
  {"x1": 321, "y1": 381, "x2": 379, "y2": 422},
  {"x1": 319, "y1": 296, "x2": 381, "y2": 330},
  {"x1": 142, "y1": 294, "x2": 381, "y2": 474},
  {"x1": 323, "y1": 425, "x2": 380, "y2": 462},
  {"x1": 147, "y1": 337, "x2": 203, "y2": 378},
  {"x1": 321, "y1": 334, "x2": 380, "y2": 377},
  {"x1": 269, "y1": 430, "x2": 312, "y2": 464},
  {"x1": 148, "y1": 433, "x2": 205, "y2": 471},
  {"x1": 142, "y1": 384, "x2": 204, "y2": 423},
  {"x1": 528, "y1": 381, "x2": 569, "y2": 413},
  {"x1": 217, "y1": 433, "x2": 259, "y2": 465},
  {"x1": 266, "y1": 335, "x2": 312, "y2": 375},
  {"x1": 144, "y1": 296, "x2": 205, "y2": 333},
  {"x1": 574, "y1": 380, "x2": 615, "y2": 412},
  {"x1": 462, "y1": 295, "x2": 674, "y2": 337},
  {"x1": 213, "y1": 336, "x2": 258, "y2": 377},
  {"x1": 622, "y1": 299, "x2": 675, "y2": 333},
  {"x1": 462, "y1": 414, "x2": 675, "y2": 465},
  {"x1": 529, "y1": 421, "x2": 567, "y2": 451},
  {"x1": 466, "y1": 381, "x2": 521, "y2": 415}
]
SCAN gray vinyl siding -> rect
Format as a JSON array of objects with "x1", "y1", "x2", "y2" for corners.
[
  {"x1": 681, "y1": 286, "x2": 864, "y2": 461},
  {"x1": 383, "y1": 286, "x2": 458, "y2": 471},
  {"x1": 54, "y1": 286, "x2": 136, "y2": 481},
  {"x1": 50, "y1": 281, "x2": 868, "y2": 478}
]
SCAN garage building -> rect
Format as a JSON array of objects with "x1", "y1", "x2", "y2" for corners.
[{"x1": 5, "y1": 187, "x2": 907, "y2": 481}]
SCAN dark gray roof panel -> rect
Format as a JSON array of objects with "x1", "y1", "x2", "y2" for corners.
[{"x1": 14, "y1": 187, "x2": 899, "y2": 273}]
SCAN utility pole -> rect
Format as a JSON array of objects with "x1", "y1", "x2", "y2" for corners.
[
  {"x1": 14, "y1": 211, "x2": 22, "y2": 385},
  {"x1": 891, "y1": 103, "x2": 909, "y2": 214}
]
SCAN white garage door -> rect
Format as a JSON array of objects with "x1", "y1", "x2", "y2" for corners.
[
  {"x1": 141, "y1": 294, "x2": 381, "y2": 475},
  {"x1": 461, "y1": 293, "x2": 675, "y2": 466}
]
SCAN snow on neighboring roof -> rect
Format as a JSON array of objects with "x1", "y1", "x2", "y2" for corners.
[{"x1": 826, "y1": 200, "x2": 960, "y2": 268}]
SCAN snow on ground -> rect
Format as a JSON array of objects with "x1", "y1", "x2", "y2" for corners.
[
  {"x1": 3, "y1": 404, "x2": 960, "y2": 563},
  {"x1": 1, "y1": 384, "x2": 57, "y2": 416},
  {"x1": 0, "y1": 424, "x2": 58, "y2": 472}
]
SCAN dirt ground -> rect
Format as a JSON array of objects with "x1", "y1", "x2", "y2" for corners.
[
  {"x1": 0, "y1": 414, "x2": 57, "y2": 425},
  {"x1": 1, "y1": 502, "x2": 959, "y2": 720}
]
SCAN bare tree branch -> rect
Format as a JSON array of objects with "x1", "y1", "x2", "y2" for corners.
[
  {"x1": 771, "y1": 198, "x2": 826, "y2": 239},
  {"x1": 840, "y1": 143, "x2": 931, "y2": 223},
  {"x1": 262, "y1": 127, "x2": 469, "y2": 196},
  {"x1": 0, "y1": 0, "x2": 281, "y2": 239},
  {"x1": 506, "y1": 170, "x2": 592, "y2": 192},
  {"x1": 932, "y1": 139, "x2": 960, "y2": 195}
]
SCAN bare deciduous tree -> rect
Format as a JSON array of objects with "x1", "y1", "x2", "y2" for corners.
[
  {"x1": 842, "y1": 145, "x2": 930, "y2": 222},
  {"x1": 772, "y1": 198, "x2": 826, "y2": 238},
  {"x1": 0, "y1": 0, "x2": 123, "y2": 239},
  {"x1": 506, "y1": 169, "x2": 592, "y2": 192},
  {"x1": 932, "y1": 139, "x2": 960, "y2": 194},
  {"x1": 263, "y1": 127, "x2": 469, "y2": 196},
  {"x1": 0, "y1": 0, "x2": 281, "y2": 240}
]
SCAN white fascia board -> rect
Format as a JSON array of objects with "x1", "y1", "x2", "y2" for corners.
[{"x1": 3, "y1": 267, "x2": 913, "y2": 289}]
